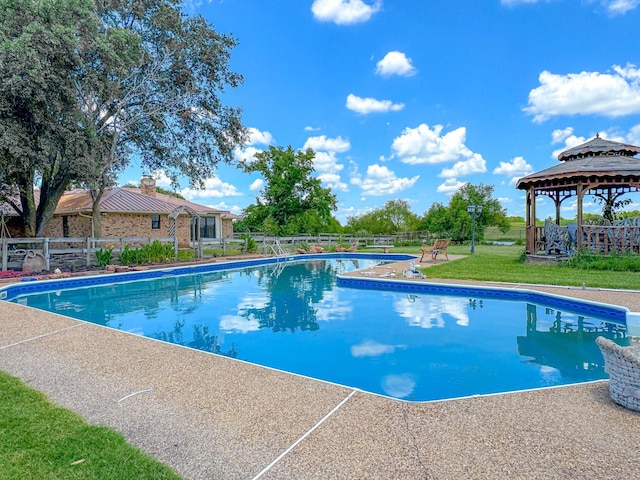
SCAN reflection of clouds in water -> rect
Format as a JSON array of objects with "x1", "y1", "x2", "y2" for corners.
[
  {"x1": 382, "y1": 374, "x2": 416, "y2": 399},
  {"x1": 394, "y1": 295, "x2": 469, "y2": 328},
  {"x1": 237, "y1": 292, "x2": 269, "y2": 310},
  {"x1": 351, "y1": 340, "x2": 398, "y2": 357},
  {"x1": 219, "y1": 314, "x2": 260, "y2": 333},
  {"x1": 223, "y1": 291, "x2": 271, "y2": 332},
  {"x1": 537, "y1": 365, "x2": 562, "y2": 386},
  {"x1": 316, "y1": 289, "x2": 353, "y2": 321}
]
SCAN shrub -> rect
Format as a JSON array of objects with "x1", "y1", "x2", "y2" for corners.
[
  {"x1": 562, "y1": 249, "x2": 640, "y2": 272},
  {"x1": 95, "y1": 247, "x2": 113, "y2": 267},
  {"x1": 242, "y1": 234, "x2": 258, "y2": 253}
]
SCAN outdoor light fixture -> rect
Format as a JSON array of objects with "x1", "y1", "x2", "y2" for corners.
[{"x1": 467, "y1": 204, "x2": 483, "y2": 254}]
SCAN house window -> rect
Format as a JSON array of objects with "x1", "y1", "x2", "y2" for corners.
[
  {"x1": 151, "y1": 214, "x2": 161, "y2": 230},
  {"x1": 62, "y1": 216, "x2": 69, "y2": 237},
  {"x1": 200, "y1": 217, "x2": 216, "y2": 238}
]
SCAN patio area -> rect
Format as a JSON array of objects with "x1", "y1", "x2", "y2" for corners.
[{"x1": 2, "y1": 263, "x2": 640, "y2": 479}]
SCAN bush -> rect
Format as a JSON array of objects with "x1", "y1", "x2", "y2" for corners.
[
  {"x1": 118, "y1": 241, "x2": 175, "y2": 265},
  {"x1": 95, "y1": 247, "x2": 113, "y2": 267},
  {"x1": 242, "y1": 234, "x2": 259, "y2": 253},
  {"x1": 562, "y1": 249, "x2": 640, "y2": 272}
]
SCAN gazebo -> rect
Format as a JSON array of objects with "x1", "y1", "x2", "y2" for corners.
[{"x1": 516, "y1": 135, "x2": 640, "y2": 256}]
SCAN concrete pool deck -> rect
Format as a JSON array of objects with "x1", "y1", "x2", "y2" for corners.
[{"x1": 2, "y1": 256, "x2": 640, "y2": 479}]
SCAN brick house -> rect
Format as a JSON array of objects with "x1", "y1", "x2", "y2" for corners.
[{"x1": 1, "y1": 177, "x2": 238, "y2": 245}]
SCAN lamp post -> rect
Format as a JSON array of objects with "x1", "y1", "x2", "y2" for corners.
[{"x1": 467, "y1": 204, "x2": 482, "y2": 254}]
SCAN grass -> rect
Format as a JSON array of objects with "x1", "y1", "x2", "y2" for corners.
[
  {"x1": 0, "y1": 370, "x2": 181, "y2": 480},
  {"x1": 393, "y1": 243, "x2": 640, "y2": 290}
]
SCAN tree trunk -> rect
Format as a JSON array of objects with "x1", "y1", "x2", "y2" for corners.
[
  {"x1": 17, "y1": 174, "x2": 37, "y2": 237},
  {"x1": 90, "y1": 188, "x2": 105, "y2": 238},
  {"x1": 34, "y1": 166, "x2": 72, "y2": 237}
]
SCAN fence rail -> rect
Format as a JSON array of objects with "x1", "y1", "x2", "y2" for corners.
[{"x1": 1, "y1": 232, "x2": 432, "y2": 271}]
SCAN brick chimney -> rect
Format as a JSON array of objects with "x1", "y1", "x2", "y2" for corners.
[{"x1": 140, "y1": 176, "x2": 156, "y2": 197}]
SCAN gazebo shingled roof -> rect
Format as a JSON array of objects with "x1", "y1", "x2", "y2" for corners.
[
  {"x1": 515, "y1": 135, "x2": 640, "y2": 254},
  {"x1": 516, "y1": 136, "x2": 640, "y2": 190}
]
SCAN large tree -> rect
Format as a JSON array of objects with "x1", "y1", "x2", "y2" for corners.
[
  {"x1": 0, "y1": 0, "x2": 102, "y2": 236},
  {"x1": 239, "y1": 146, "x2": 338, "y2": 235},
  {"x1": 0, "y1": 0, "x2": 246, "y2": 236}
]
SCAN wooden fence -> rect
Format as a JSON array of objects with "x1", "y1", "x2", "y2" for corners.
[{"x1": 0, "y1": 232, "x2": 430, "y2": 271}]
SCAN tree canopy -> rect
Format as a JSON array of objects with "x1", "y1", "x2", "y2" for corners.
[
  {"x1": 0, "y1": 0, "x2": 246, "y2": 236},
  {"x1": 345, "y1": 199, "x2": 420, "y2": 235},
  {"x1": 237, "y1": 146, "x2": 338, "y2": 235},
  {"x1": 421, "y1": 183, "x2": 509, "y2": 243}
]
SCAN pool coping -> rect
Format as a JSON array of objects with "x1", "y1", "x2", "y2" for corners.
[{"x1": 3, "y1": 254, "x2": 640, "y2": 479}]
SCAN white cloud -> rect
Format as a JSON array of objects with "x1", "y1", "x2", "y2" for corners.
[
  {"x1": 211, "y1": 202, "x2": 242, "y2": 214},
  {"x1": 524, "y1": 64, "x2": 640, "y2": 122},
  {"x1": 304, "y1": 125, "x2": 321, "y2": 131},
  {"x1": 600, "y1": 0, "x2": 640, "y2": 15},
  {"x1": 551, "y1": 127, "x2": 575, "y2": 144},
  {"x1": 492, "y1": 156, "x2": 534, "y2": 184},
  {"x1": 302, "y1": 138, "x2": 350, "y2": 191},
  {"x1": 439, "y1": 153, "x2": 487, "y2": 178},
  {"x1": 149, "y1": 170, "x2": 173, "y2": 187},
  {"x1": 233, "y1": 127, "x2": 273, "y2": 163},
  {"x1": 346, "y1": 94, "x2": 405, "y2": 114},
  {"x1": 315, "y1": 151, "x2": 348, "y2": 191},
  {"x1": 318, "y1": 172, "x2": 349, "y2": 191},
  {"x1": 311, "y1": 0, "x2": 382, "y2": 25},
  {"x1": 249, "y1": 179, "x2": 263, "y2": 191},
  {"x1": 180, "y1": 176, "x2": 242, "y2": 199},
  {"x1": 303, "y1": 135, "x2": 351, "y2": 152},
  {"x1": 375, "y1": 51, "x2": 417, "y2": 77},
  {"x1": 247, "y1": 127, "x2": 274, "y2": 145},
  {"x1": 436, "y1": 178, "x2": 465, "y2": 195},
  {"x1": 550, "y1": 129, "x2": 587, "y2": 159},
  {"x1": 350, "y1": 164, "x2": 419, "y2": 197},
  {"x1": 234, "y1": 145, "x2": 263, "y2": 164},
  {"x1": 502, "y1": 0, "x2": 640, "y2": 15},
  {"x1": 391, "y1": 124, "x2": 480, "y2": 165}
]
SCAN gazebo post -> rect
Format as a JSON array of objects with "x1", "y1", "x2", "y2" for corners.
[
  {"x1": 577, "y1": 183, "x2": 584, "y2": 250},
  {"x1": 525, "y1": 186, "x2": 537, "y2": 254}
]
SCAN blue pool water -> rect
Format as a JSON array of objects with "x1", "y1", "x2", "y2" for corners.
[{"x1": 5, "y1": 256, "x2": 629, "y2": 401}]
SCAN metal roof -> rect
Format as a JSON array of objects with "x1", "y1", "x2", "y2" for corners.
[{"x1": 2, "y1": 187, "x2": 231, "y2": 217}]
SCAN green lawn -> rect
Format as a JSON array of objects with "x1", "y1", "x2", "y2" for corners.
[
  {"x1": 0, "y1": 371, "x2": 181, "y2": 480},
  {"x1": 401, "y1": 243, "x2": 640, "y2": 290}
]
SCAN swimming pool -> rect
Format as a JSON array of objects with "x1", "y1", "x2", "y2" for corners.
[{"x1": 2, "y1": 254, "x2": 630, "y2": 401}]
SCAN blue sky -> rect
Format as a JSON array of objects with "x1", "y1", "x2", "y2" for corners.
[{"x1": 122, "y1": 0, "x2": 640, "y2": 223}]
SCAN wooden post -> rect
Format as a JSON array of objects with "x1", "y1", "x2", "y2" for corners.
[
  {"x1": 86, "y1": 237, "x2": 91, "y2": 266},
  {"x1": 1, "y1": 238, "x2": 7, "y2": 271},
  {"x1": 577, "y1": 183, "x2": 584, "y2": 250},
  {"x1": 43, "y1": 237, "x2": 50, "y2": 271}
]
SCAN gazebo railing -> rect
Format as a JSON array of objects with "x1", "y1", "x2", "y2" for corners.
[{"x1": 533, "y1": 219, "x2": 640, "y2": 255}]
